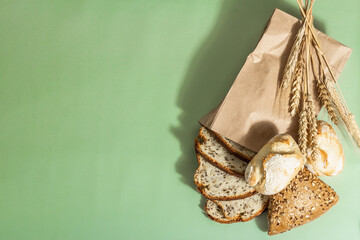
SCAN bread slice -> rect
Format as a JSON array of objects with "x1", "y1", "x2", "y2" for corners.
[
  {"x1": 214, "y1": 193, "x2": 269, "y2": 221},
  {"x1": 194, "y1": 153, "x2": 256, "y2": 200},
  {"x1": 213, "y1": 132, "x2": 257, "y2": 162},
  {"x1": 205, "y1": 200, "x2": 241, "y2": 224},
  {"x1": 196, "y1": 127, "x2": 247, "y2": 176},
  {"x1": 267, "y1": 168, "x2": 339, "y2": 235}
]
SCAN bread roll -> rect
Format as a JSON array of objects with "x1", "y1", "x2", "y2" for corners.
[
  {"x1": 306, "y1": 121, "x2": 344, "y2": 176},
  {"x1": 245, "y1": 134, "x2": 305, "y2": 195}
]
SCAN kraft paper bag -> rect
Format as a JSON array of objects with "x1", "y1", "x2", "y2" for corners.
[{"x1": 199, "y1": 9, "x2": 352, "y2": 152}]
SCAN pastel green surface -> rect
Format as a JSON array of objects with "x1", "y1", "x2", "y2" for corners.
[{"x1": 0, "y1": 0, "x2": 359, "y2": 239}]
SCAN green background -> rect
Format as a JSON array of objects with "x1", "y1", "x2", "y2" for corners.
[{"x1": 0, "y1": 0, "x2": 359, "y2": 239}]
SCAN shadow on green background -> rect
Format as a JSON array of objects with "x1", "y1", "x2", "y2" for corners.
[{"x1": 171, "y1": 0, "x2": 325, "y2": 230}]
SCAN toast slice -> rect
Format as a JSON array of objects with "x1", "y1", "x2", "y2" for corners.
[
  {"x1": 267, "y1": 168, "x2": 339, "y2": 235},
  {"x1": 194, "y1": 153, "x2": 256, "y2": 200},
  {"x1": 196, "y1": 127, "x2": 247, "y2": 176},
  {"x1": 213, "y1": 132, "x2": 257, "y2": 162},
  {"x1": 214, "y1": 193, "x2": 269, "y2": 221}
]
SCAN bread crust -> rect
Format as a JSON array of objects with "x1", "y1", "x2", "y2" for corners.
[{"x1": 196, "y1": 186, "x2": 256, "y2": 201}]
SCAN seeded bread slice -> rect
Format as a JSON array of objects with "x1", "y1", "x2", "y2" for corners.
[
  {"x1": 213, "y1": 132, "x2": 257, "y2": 162},
  {"x1": 196, "y1": 127, "x2": 247, "y2": 176},
  {"x1": 205, "y1": 200, "x2": 241, "y2": 224},
  {"x1": 194, "y1": 153, "x2": 256, "y2": 200},
  {"x1": 268, "y1": 168, "x2": 339, "y2": 235},
  {"x1": 214, "y1": 193, "x2": 269, "y2": 221}
]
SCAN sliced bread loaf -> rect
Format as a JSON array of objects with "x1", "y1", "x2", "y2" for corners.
[
  {"x1": 205, "y1": 200, "x2": 241, "y2": 224},
  {"x1": 267, "y1": 168, "x2": 339, "y2": 235},
  {"x1": 196, "y1": 127, "x2": 247, "y2": 176},
  {"x1": 194, "y1": 153, "x2": 256, "y2": 200},
  {"x1": 213, "y1": 132, "x2": 257, "y2": 161},
  {"x1": 214, "y1": 193, "x2": 269, "y2": 221}
]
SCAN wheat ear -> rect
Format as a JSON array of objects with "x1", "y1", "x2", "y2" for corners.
[
  {"x1": 289, "y1": 57, "x2": 305, "y2": 116},
  {"x1": 324, "y1": 78, "x2": 360, "y2": 147},
  {"x1": 325, "y1": 78, "x2": 349, "y2": 121},
  {"x1": 298, "y1": 103, "x2": 308, "y2": 154},
  {"x1": 296, "y1": 0, "x2": 360, "y2": 148},
  {"x1": 306, "y1": 95, "x2": 320, "y2": 159},
  {"x1": 310, "y1": 55, "x2": 339, "y2": 124},
  {"x1": 348, "y1": 114, "x2": 360, "y2": 146},
  {"x1": 317, "y1": 77, "x2": 339, "y2": 124},
  {"x1": 281, "y1": 23, "x2": 306, "y2": 89}
]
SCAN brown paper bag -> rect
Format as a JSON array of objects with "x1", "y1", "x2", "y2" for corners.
[{"x1": 199, "y1": 9, "x2": 352, "y2": 152}]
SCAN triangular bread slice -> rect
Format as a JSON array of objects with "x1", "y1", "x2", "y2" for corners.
[
  {"x1": 214, "y1": 193, "x2": 269, "y2": 221},
  {"x1": 213, "y1": 132, "x2": 257, "y2": 162},
  {"x1": 194, "y1": 153, "x2": 256, "y2": 200},
  {"x1": 205, "y1": 200, "x2": 241, "y2": 224},
  {"x1": 196, "y1": 127, "x2": 247, "y2": 176},
  {"x1": 268, "y1": 168, "x2": 339, "y2": 235}
]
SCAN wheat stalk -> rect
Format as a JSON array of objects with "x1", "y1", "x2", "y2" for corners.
[
  {"x1": 285, "y1": 0, "x2": 360, "y2": 153},
  {"x1": 296, "y1": 0, "x2": 360, "y2": 148},
  {"x1": 281, "y1": 23, "x2": 306, "y2": 89}
]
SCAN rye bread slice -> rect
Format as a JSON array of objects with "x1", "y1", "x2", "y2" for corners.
[
  {"x1": 196, "y1": 127, "x2": 247, "y2": 176},
  {"x1": 213, "y1": 132, "x2": 257, "y2": 162},
  {"x1": 214, "y1": 193, "x2": 269, "y2": 221},
  {"x1": 194, "y1": 153, "x2": 256, "y2": 200},
  {"x1": 205, "y1": 200, "x2": 241, "y2": 224},
  {"x1": 267, "y1": 168, "x2": 339, "y2": 235}
]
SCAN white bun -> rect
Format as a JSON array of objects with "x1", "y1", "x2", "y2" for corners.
[
  {"x1": 245, "y1": 134, "x2": 305, "y2": 195},
  {"x1": 305, "y1": 120, "x2": 344, "y2": 176}
]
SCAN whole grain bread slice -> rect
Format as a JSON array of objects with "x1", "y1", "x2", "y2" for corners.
[
  {"x1": 213, "y1": 132, "x2": 257, "y2": 162},
  {"x1": 205, "y1": 200, "x2": 241, "y2": 224},
  {"x1": 196, "y1": 127, "x2": 247, "y2": 176},
  {"x1": 267, "y1": 168, "x2": 339, "y2": 235},
  {"x1": 194, "y1": 153, "x2": 256, "y2": 200},
  {"x1": 214, "y1": 193, "x2": 269, "y2": 221}
]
